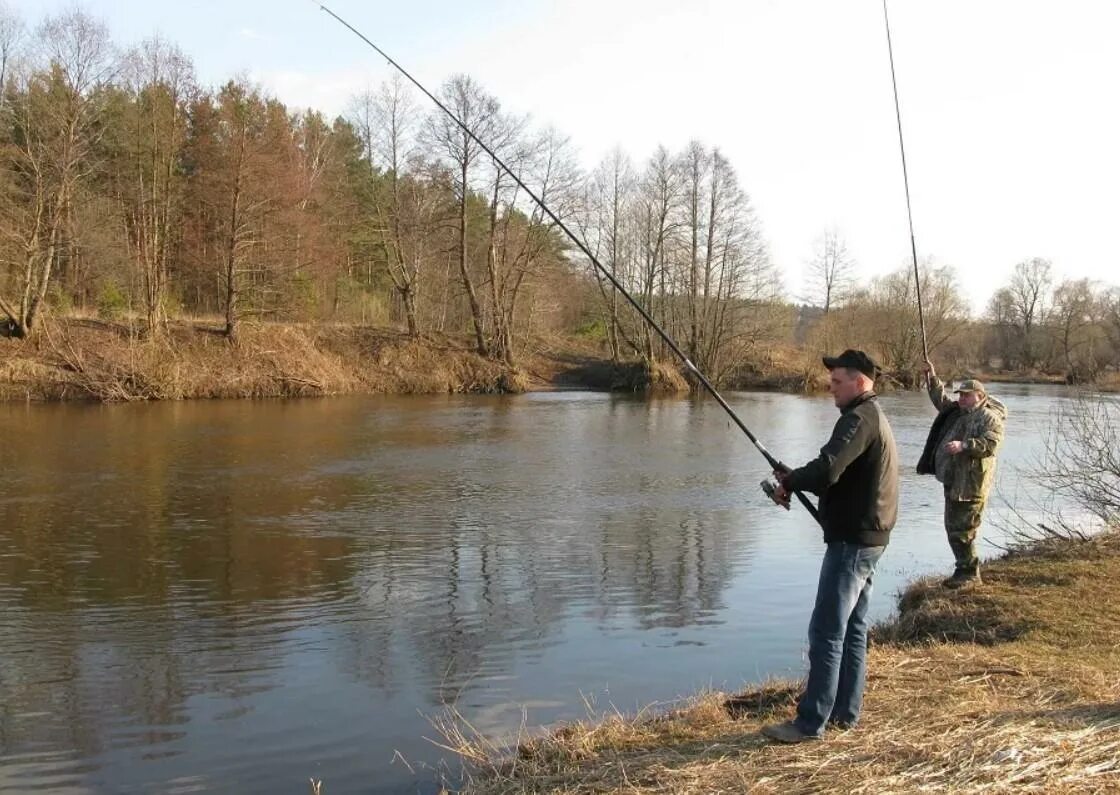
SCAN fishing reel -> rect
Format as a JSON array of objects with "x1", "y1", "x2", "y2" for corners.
[{"x1": 761, "y1": 478, "x2": 790, "y2": 510}]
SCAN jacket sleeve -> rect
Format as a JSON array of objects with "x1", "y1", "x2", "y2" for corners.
[
  {"x1": 964, "y1": 409, "x2": 1004, "y2": 458},
  {"x1": 783, "y1": 410, "x2": 871, "y2": 496},
  {"x1": 928, "y1": 376, "x2": 955, "y2": 412}
]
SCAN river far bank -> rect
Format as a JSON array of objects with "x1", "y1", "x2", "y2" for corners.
[
  {"x1": 2, "y1": 318, "x2": 1115, "y2": 402},
  {"x1": 447, "y1": 530, "x2": 1120, "y2": 794},
  {"x1": 0, "y1": 318, "x2": 694, "y2": 402}
]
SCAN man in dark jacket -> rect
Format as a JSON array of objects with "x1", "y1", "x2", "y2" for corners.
[{"x1": 761, "y1": 349, "x2": 899, "y2": 743}]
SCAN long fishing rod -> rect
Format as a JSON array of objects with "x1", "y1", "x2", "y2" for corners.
[
  {"x1": 315, "y1": 3, "x2": 821, "y2": 525},
  {"x1": 882, "y1": 0, "x2": 929, "y2": 363}
]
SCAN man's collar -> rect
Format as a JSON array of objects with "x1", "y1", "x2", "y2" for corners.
[{"x1": 840, "y1": 390, "x2": 876, "y2": 412}]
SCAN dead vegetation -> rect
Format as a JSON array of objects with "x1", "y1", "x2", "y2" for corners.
[
  {"x1": 0, "y1": 318, "x2": 542, "y2": 401},
  {"x1": 0, "y1": 319, "x2": 702, "y2": 402},
  {"x1": 446, "y1": 531, "x2": 1120, "y2": 794},
  {"x1": 721, "y1": 343, "x2": 825, "y2": 393}
]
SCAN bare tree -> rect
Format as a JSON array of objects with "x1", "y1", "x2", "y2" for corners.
[
  {"x1": 680, "y1": 141, "x2": 711, "y2": 364},
  {"x1": 479, "y1": 107, "x2": 529, "y2": 362},
  {"x1": 346, "y1": 84, "x2": 378, "y2": 176},
  {"x1": 369, "y1": 75, "x2": 434, "y2": 336},
  {"x1": 487, "y1": 124, "x2": 579, "y2": 365},
  {"x1": 1101, "y1": 286, "x2": 1120, "y2": 369},
  {"x1": 1048, "y1": 278, "x2": 1107, "y2": 382},
  {"x1": 855, "y1": 261, "x2": 969, "y2": 375},
  {"x1": 286, "y1": 109, "x2": 337, "y2": 308},
  {"x1": 0, "y1": 2, "x2": 22, "y2": 333},
  {"x1": 803, "y1": 227, "x2": 856, "y2": 314},
  {"x1": 635, "y1": 146, "x2": 682, "y2": 362},
  {"x1": 1032, "y1": 392, "x2": 1120, "y2": 527},
  {"x1": 583, "y1": 147, "x2": 640, "y2": 361},
  {"x1": 0, "y1": 1, "x2": 23, "y2": 107},
  {"x1": 0, "y1": 8, "x2": 115, "y2": 338},
  {"x1": 984, "y1": 286, "x2": 1018, "y2": 368},
  {"x1": 671, "y1": 143, "x2": 776, "y2": 380},
  {"x1": 577, "y1": 142, "x2": 775, "y2": 382},
  {"x1": 1007, "y1": 257, "x2": 1052, "y2": 367},
  {"x1": 425, "y1": 74, "x2": 499, "y2": 355},
  {"x1": 696, "y1": 151, "x2": 778, "y2": 382},
  {"x1": 117, "y1": 36, "x2": 195, "y2": 334},
  {"x1": 195, "y1": 79, "x2": 294, "y2": 340}
]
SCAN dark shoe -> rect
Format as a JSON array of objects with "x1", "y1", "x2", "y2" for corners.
[
  {"x1": 943, "y1": 567, "x2": 982, "y2": 589},
  {"x1": 829, "y1": 719, "x2": 856, "y2": 731},
  {"x1": 760, "y1": 720, "x2": 822, "y2": 744}
]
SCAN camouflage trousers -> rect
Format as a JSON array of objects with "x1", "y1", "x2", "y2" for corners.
[{"x1": 944, "y1": 494, "x2": 986, "y2": 572}]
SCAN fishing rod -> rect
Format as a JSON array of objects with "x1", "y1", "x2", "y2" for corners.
[
  {"x1": 314, "y1": 3, "x2": 821, "y2": 526},
  {"x1": 882, "y1": 0, "x2": 929, "y2": 363}
]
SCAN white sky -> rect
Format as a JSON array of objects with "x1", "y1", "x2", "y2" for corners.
[{"x1": 9, "y1": 0, "x2": 1120, "y2": 313}]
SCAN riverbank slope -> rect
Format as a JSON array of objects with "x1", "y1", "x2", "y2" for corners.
[
  {"x1": 3, "y1": 318, "x2": 1114, "y2": 401},
  {"x1": 0, "y1": 318, "x2": 702, "y2": 400},
  {"x1": 454, "y1": 531, "x2": 1120, "y2": 793},
  {"x1": 0, "y1": 319, "x2": 621, "y2": 401}
]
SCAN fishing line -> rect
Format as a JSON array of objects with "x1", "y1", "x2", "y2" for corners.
[
  {"x1": 882, "y1": 0, "x2": 929, "y2": 362},
  {"x1": 314, "y1": 2, "x2": 821, "y2": 525}
]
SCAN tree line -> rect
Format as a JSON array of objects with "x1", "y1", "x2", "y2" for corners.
[
  {"x1": 0, "y1": 5, "x2": 780, "y2": 376},
  {"x1": 2, "y1": 6, "x2": 1116, "y2": 386},
  {"x1": 801, "y1": 242, "x2": 1120, "y2": 384},
  {"x1": 0, "y1": 7, "x2": 579, "y2": 357}
]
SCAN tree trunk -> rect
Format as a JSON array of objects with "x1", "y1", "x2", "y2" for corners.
[
  {"x1": 458, "y1": 159, "x2": 487, "y2": 355},
  {"x1": 401, "y1": 286, "x2": 418, "y2": 337},
  {"x1": 224, "y1": 151, "x2": 244, "y2": 341}
]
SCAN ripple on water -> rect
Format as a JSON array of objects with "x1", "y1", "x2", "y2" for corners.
[{"x1": 0, "y1": 387, "x2": 1093, "y2": 794}]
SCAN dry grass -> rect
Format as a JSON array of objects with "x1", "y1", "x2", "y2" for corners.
[
  {"x1": 448, "y1": 532, "x2": 1120, "y2": 794},
  {"x1": 976, "y1": 369, "x2": 1120, "y2": 392},
  {"x1": 1096, "y1": 371, "x2": 1120, "y2": 393},
  {"x1": 724, "y1": 343, "x2": 826, "y2": 393},
  {"x1": 0, "y1": 318, "x2": 700, "y2": 402},
  {"x1": 0, "y1": 318, "x2": 527, "y2": 401}
]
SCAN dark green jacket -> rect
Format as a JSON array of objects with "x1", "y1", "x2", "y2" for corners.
[{"x1": 783, "y1": 392, "x2": 899, "y2": 547}]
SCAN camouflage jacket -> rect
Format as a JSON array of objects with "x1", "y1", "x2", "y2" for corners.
[{"x1": 920, "y1": 377, "x2": 1008, "y2": 502}]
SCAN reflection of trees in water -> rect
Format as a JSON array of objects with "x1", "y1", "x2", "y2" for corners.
[
  {"x1": 0, "y1": 395, "x2": 750, "y2": 771},
  {"x1": 345, "y1": 493, "x2": 570, "y2": 707},
  {"x1": 340, "y1": 493, "x2": 743, "y2": 706},
  {"x1": 333, "y1": 396, "x2": 751, "y2": 705},
  {"x1": 595, "y1": 508, "x2": 737, "y2": 630}
]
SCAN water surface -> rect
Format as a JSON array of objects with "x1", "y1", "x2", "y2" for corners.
[{"x1": 0, "y1": 385, "x2": 1081, "y2": 792}]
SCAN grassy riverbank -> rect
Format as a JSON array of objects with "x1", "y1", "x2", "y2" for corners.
[
  {"x1": 0, "y1": 319, "x2": 523, "y2": 400},
  {"x1": 450, "y1": 531, "x2": 1120, "y2": 793},
  {"x1": 0, "y1": 318, "x2": 690, "y2": 401},
  {"x1": 0, "y1": 318, "x2": 819, "y2": 401},
  {"x1": 3, "y1": 318, "x2": 1115, "y2": 402}
]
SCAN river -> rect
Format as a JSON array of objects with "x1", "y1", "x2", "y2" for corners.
[{"x1": 0, "y1": 384, "x2": 1085, "y2": 793}]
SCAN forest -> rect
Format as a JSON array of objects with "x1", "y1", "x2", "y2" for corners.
[{"x1": 2, "y1": 7, "x2": 1118, "y2": 395}]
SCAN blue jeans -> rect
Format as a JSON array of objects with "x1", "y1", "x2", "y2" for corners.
[{"x1": 794, "y1": 541, "x2": 885, "y2": 736}]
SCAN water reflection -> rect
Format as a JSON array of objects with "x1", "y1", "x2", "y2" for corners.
[{"x1": 0, "y1": 386, "x2": 1083, "y2": 793}]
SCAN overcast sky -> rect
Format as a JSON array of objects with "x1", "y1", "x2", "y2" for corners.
[{"x1": 9, "y1": 0, "x2": 1119, "y2": 312}]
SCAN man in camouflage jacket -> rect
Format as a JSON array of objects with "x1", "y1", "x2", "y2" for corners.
[{"x1": 917, "y1": 361, "x2": 1008, "y2": 586}]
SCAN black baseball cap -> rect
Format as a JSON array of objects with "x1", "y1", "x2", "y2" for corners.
[{"x1": 822, "y1": 349, "x2": 880, "y2": 378}]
